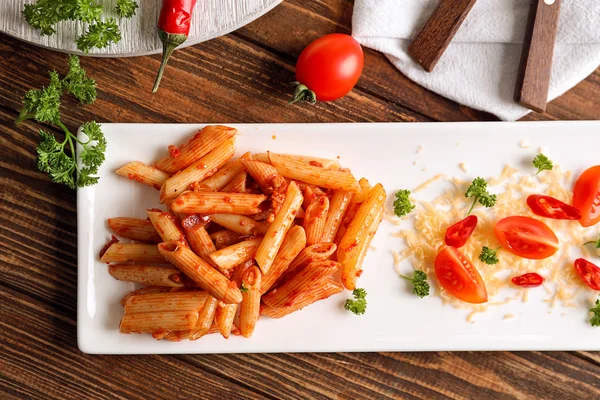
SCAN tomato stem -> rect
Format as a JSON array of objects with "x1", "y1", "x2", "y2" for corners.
[{"x1": 289, "y1": 82, "x2": 317, "y2": 105}]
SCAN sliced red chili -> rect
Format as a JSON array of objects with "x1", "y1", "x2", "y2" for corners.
[
  {"x1": 574, "y1": 258, "x2": 600, "y2": 290},
  {"x1": 526, "y1": 195, "x2": 582, "y2": 220},
  {"x1": 444, "y1": 215, "x2": 478, "y2": 248},
  {"x1": 511, "y1": 273, "x2": 544, "y2": 288}
]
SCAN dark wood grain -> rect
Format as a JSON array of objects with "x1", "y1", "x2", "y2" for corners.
[
  {"x1": 515, "y1": 0, "x2": 562, "y2": 112},
  {"x1": 408, "y1": 0, "x2": 479, "y2": 72},
  {"x1": 1, "y1": 0, "x2": 600, "y2": 398}
]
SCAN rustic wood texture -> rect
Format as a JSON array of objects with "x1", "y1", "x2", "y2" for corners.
[
  {"x1": 408, "y1": 0, "x2": 479, "y2": 72},
  {"x1": 1, "y1": 0, "x2": 599, "y2": 398},
  {"x1": 515, "y1": 0, "x2": 562, "y2": 112}
]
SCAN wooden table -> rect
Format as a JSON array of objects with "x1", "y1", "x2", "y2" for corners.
[{"x1": 1, "y1": 2, "x2": 599, "y2": 399}]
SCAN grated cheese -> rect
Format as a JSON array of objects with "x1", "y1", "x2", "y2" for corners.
[
  {"x1": 504, "y1": 313, "x2": 515, "y2": 320},
  {"x1": 417, "y1": 145, "x2": 424, "y2": 154},
  {"x1": 388, "y1": 164, "x2": 600, "y2": 318},
  {"x1": 459, "y1": 162, "x2": 468, "y2": 172},
  {"x1": 519, "y1": 139, "x2": 530, "y2": 148}
]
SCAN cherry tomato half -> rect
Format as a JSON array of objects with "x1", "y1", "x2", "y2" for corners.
[
  {"x1": 444, "y1": 215, "x2": 478, "y2": 248},
  {"x1": 574, "y1": 258, "x2": 600, "y2": 290},
  {"x1": 434, "y1": 246, "x2": 488, "y2": 304},
  {"x1": 511, "y1": 273, "x2": 544, "y2": 288},
  {"x1": 572, "y1": 165, "x2": 600, "y2": 227},
  {"x1": 494, "y1": 216, "x2": 559, "y2": 260},
  {"x1": 526, "y1": 195, "x2": 581, "y2": 220},
  {"x1": 292, "y1": 34, "x2": 364, "y2": 103}
]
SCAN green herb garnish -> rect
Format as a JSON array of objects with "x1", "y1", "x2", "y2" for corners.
[
  {"x1": 400, "y1": 271, "x2": 430, "y2": 298},
  {"x1": 479, "y1": 246, "x2": 500, "y2": 265},
  {"x1": 240, "y1": 282, "x2": 249, "y2": 293},
  {"x1": 465, "y1": 177, "x2": 497, "y2": 215},
  {"x1": 115, "y1": 0, "x2": 139, "y2": 18},
  {"x1": 583, "y1": 238, "x2": 600, "y2": 250},
  {"x1": 393, "y1": 189, "x2": 415, "y2": 217},
  {"x1": 344, "y1": 288, "x2": 367, "y2": 315},
  {"x1": 77, "y1": 18, "x2": 122, "y2": 53},
  {"x1": 590, "y1": 299, "x2": 600, "y2": 327},
  {"x1": 16, "y1": 56, "x2": 105, "y2": 189},
  {"x1": 533, "y1": 154, "x2": 553, "y2": 175}
]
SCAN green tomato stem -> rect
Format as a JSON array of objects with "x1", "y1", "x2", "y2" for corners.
[{"x1": 289, "y1": 82, "x2": 317, "y2": 105}]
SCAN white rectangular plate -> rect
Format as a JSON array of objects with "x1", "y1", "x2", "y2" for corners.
[{"x1": 78, "y1": 122, "x2": 600, "y2": 354}]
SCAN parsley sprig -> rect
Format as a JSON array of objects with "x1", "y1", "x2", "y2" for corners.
[
  {"x1": 400, "y1": 271, "x2": 430, "y2": 298},
  {"x1": 240, "y1": 282, "x2": 249, "y2": 293},
  {"x1": 344, "y1": 288, "x2": 367, "y2": 315},
  {"x1": 583, "y1": 237, "x2": 600, "y2": 250},
  {"x1": 15, "y1": 56, "x2": 105, "y2": 189},
  {"x1": 465, "y1": 178, "x2": 497, "y2": 215},
  {"x1": 76, "y1": 18, "x2": 122, "y2": 53},
  {"x1": 479, "y1": 246, "x2": 500, "y2": 265},
  {"x1": 590, "y1": 299, "x2": 600, "y2": 327},
  {"x1": 115, "y1": 0, "x2": 140, "y2": 18},
  {"x1": 393, "y1": 189, "x2": 415, "y2": 217},
  {"x1": 533, "y1": 154, "x2": 553, "y2": 175}
]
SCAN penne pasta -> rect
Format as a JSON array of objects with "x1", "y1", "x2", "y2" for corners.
[
  {"x1": 259, "y1": 226, "x2": 306, "y2": 294},
  {"x1": 163, "y1": 324, "x2": 220, "y2": 342},
  {"x1": 302, "y1": 185, "x2": 315, "y2": 211},
  {"x1": 221, "y1": 170, "x2": 247, "y2": 193},
  {"x1": 158, "y1": 240, "x2": 242, "y2": 304},
  {"x1": 241, "y1": 160, "x2": 284, "y2": 194},
  {"x1": 100, "y1": 243, "x2": 165, "y2": 264},
  {"x1": 147, "y1": 209, "x2": 184, "y2": 241},
  {"x1": 210, "y1": 229, "x2": 242, "y2": 250},
  {"x1": 170, "y1": 191, "x2": 267, "y2": 215},
  {"x1": 255, "y1": 181, "x2": 303, "y2": 274},
  {"x1": 120, "y1": 286, "x2": 176, "y2": 307},
  {"x1": 254, "y1": 153, "x2": 341, "y2": 170},
  {"x1": 123, "y1": 291, "x2": 208, "y2": 314},
  {"x1": 276, "y1": 242, "x2": 337, "y2": 287},
  {"x1": 215, "y1": 301, "x2": 238, "y2": 339},
  {"x1": 268, "y1": 152, "x2": 359, "y2": 192},
  {"x1": 199, "y1": 152, "x2": 250, "y2": 191},
  {"x1": 160, "y1": 138, "x2": 236, "y2": 202},
  {"x1": 209, "y1": 238, "x2": 262, "y2": 270},
  {"x1": 211, "y1": 214, "x2": 268, "y2": 236},
  {"x1": 338, "y1": 184, "x2": 386, "y2": 290},
  {"x1": 261, "y1": 278, "x2": 343, "y2": 319},
  {"x1": 154, "y1": 125, "x2": 237, "y2": 173},
  {"x1": 303, "y1": 196, "x2": 329, "y2": 245},
  {"x1": 184, "y1": 225, "x2": 217, "y2": 261},
  {"x1": 120, "y1": 311, "x2": 198, "y2": 334},
  {"x1": 190, "y1": 296, "x2": 218, "y2": 340},
  {"x1": 108, "y1": 217, "x2": 161, "y2": 243},
  {"x1": 321, "y1": 190, "x2": 353, "y2": 243},
  {"x1": 115, "y1": 161, "x2": 171, "y2": 190},
  {"x1": 239, "y1": 265, "x2": 262, "y2": 338},
  {"x1": 108, "y1": 264, "x2": 189, "y2": 287},
  {"x1": 334, "y1": 178, "x2": 371, "y2": 245},
  {"x1": 262, "y1": 260, "x2": 340, "y2": 309}
]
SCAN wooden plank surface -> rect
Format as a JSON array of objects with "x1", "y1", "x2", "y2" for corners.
[{"x1": 1, "y1": 0, "x2": 599, "y2": 398}]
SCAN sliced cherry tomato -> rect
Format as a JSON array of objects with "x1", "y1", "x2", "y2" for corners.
[
  {"x1": 292, "y1": 34, "x2": 364, "y2": 103},
  {"x1": 444, "y1": 215, "x2": 478, "y2": 248},
  {"x1": 572, "y1": 165, "x2": 600, "y2": 227},
  {"x1": 526, "y1": 195, "x2": 581, "y2": 220},
  {"x1": 511, "y1": 273, "x2": 544, "y2": 288},
  {"x1": 574, "y1": 258, "x2": 600, "y2": 290},
  {"x1": 494, "y1": 216, "x2": 559, "y2": 260},
  {"x1": 434, "y1": 246, "x2": 488, "y2": 304}
]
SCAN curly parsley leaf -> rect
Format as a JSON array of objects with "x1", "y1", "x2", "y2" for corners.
[
  {"x1": 22, "y1": 0, "x2": 102, "y2": 36},
  {"x1": 393, "y1": 189, "x2": 415, "y2": 217},
  {"x1": 240, "y1": 282, "x2": 249, "y2": 293},
  {"x1": 115, "y1": 0, "x2": 139, "y2": 18},
  {"x1": 62, "y1": 55, "x2": 97, "y2": 104},
  {"x1": 533, "y1": 154, "x2": 553, "y2": 175},
  {"x1": 76, "y1": 18, "x2": 122, "y2": 53},
  {"x1": 400, "y1": 270, "x2": 430, "y2": 298},
  {"x1": 344, "y1": 288, "x2": 367, "y2": 315},
  {"x1": 590, "y1": 299, "x2": 600, "y2": 327},
  {"x1": 465, "y1": 177, "x2": 497, "y2": 215},
  {"x1": 17, "y1": 70, "x2": 63, "y2": 125},
  {"x1": 479, "y1": 246, "x2": 500, "y2": 265}
]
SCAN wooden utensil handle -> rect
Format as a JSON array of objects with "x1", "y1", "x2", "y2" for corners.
[
  {"x1": 408, "y1": 0, "x2": 478, "y2": 72},
  {"x1": 515, "y1": 0, "x2": 562, "y2": 113}
]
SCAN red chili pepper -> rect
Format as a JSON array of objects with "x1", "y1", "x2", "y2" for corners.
[
  {"x1": 574, "y1": 258, "x2": 600, "y2": 290},
  {"x1": 153, "y1": 0, "x2": 197, "y2": 93},
  {"x1": 444, "y1": 215, "x2": 478, "y2": 248},
  {"x1": 526, "y1": 194, "x2": 582, "y2": 220},
  {"x1": 511, "y1": 273, "x2": 544, "y2": 288}
]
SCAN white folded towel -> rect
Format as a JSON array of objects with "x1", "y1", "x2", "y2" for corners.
[{"x1": 352, "y1": 0, "x2": 600, "y2": 120}]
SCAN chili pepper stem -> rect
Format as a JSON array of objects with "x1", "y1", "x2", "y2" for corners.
[
  {"x1": 152, "y1": 30, "x2": 188, "y2": 93},
  {"x1": 289, "y1": 82, "x2": 317, "y2": 105}
]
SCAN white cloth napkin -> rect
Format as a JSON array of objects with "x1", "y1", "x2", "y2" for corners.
[{"x1": 352, "y1": 0, "x2": 600, "y2": 120}]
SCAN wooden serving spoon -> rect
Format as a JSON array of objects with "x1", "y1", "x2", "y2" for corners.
[
  {"x1": 408, "y1": 0, "x2": 479, "y2": 72},
  {"x1": 514, "y1": 0, "x2": 562, "y2": 113}
]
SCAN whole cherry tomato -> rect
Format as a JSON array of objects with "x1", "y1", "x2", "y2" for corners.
[
  {"x1": 526, "y1": 195, "x2": 581, "y2": 220},
  {"x1": 291, "y1": 34, "x2": 364, "y2": 104},
  {"x1": 574, "y1": 258, "x2": 600, "y2": 290},
  {"x1": 511, "y1": 273, "x2": 544, "y2": 288},
  {"x1": 572, "y1": 165, "x2": 600, "y2": 227},
  {"x1": 495, "y1": 216, "x2": 559, "y2": 260},
  {"x1": 444, "y1": 215, "x2": 478, "y2": 248},
  {"x1": 434, "y1": 246, "x2": 488, "y2": 304}
]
